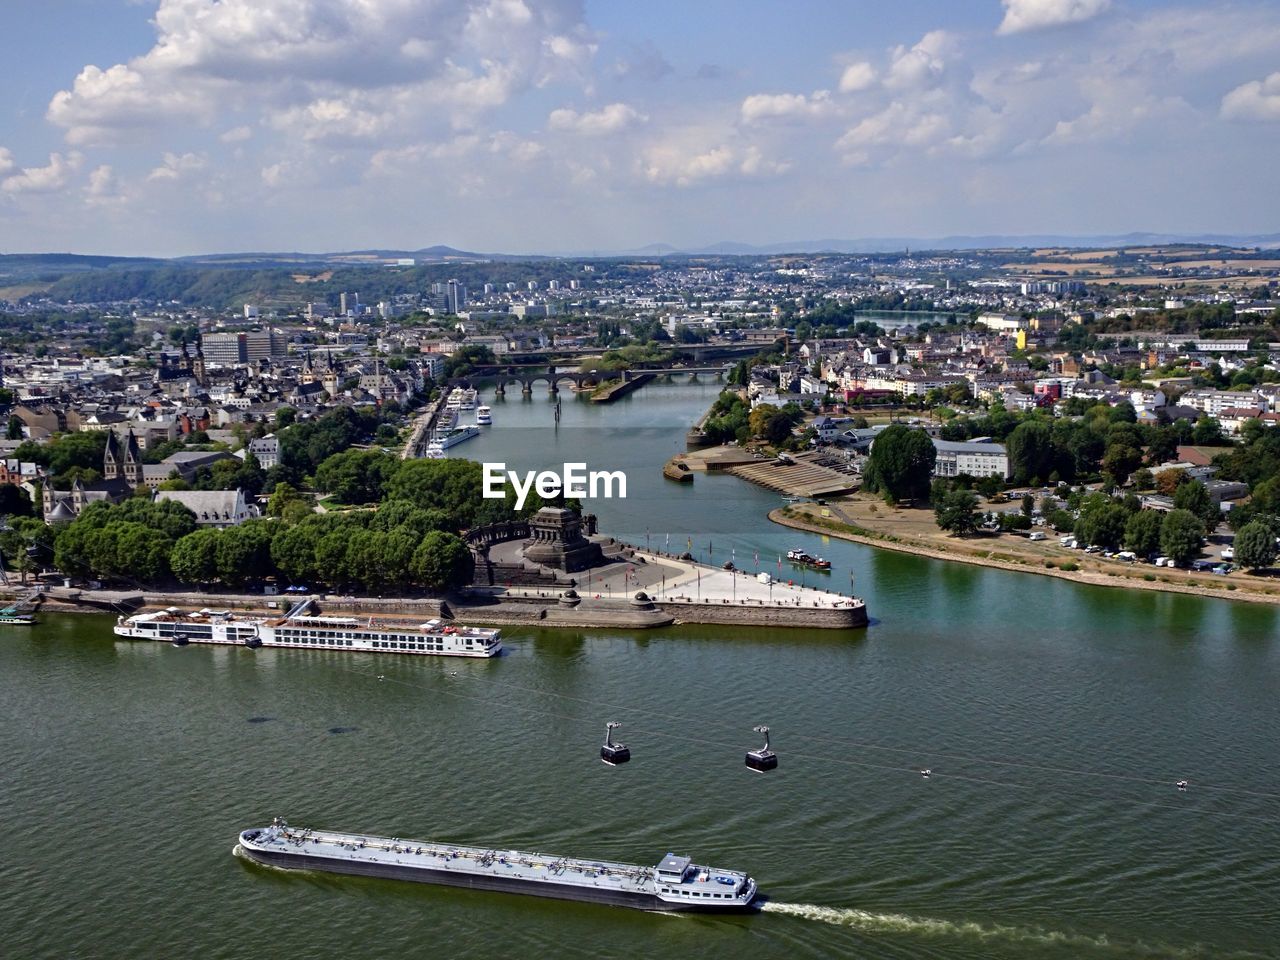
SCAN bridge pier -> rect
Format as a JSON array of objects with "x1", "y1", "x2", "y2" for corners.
[
  {"x1": 495, "y1": 382, "x2": 505, "y2": 396},
  {"x1": 522, "y1": 382, "x2": 532, "y2": 396}
]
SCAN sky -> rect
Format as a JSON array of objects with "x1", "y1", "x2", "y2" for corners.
[{"x1": 0, "y1": 0, "x2": 1277, "y2": 256}]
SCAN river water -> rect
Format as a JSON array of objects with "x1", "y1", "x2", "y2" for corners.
[{"x1": 3, "y1": 382, "x2": 1278, "y2": 959}]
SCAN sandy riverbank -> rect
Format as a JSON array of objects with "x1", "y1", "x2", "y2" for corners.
[{"x1": 769, "y1": 498, "x2": 1280, "y2": 607}]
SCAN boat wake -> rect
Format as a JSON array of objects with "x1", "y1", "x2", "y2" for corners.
[{"x1": 758, "y1": 901, "x2": 1240, "y2": 958}]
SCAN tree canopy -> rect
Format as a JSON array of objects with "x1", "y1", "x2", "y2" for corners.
[{"x1": 864, "y1": 425, "x2": 937, "y2": 503}]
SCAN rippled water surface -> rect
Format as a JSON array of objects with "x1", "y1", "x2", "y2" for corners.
[{"x1": 3, "y1": 382, "x2": 1277, "y2": 959}]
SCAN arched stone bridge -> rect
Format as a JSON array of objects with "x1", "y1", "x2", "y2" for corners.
[{"x1": 461, "y1": 364, "x2": 732, "y2": 395}]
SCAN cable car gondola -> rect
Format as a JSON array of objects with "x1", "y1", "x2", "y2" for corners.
[
  {"x1": 745, "y1": 724, "x2": 777, "y2": 773},
  {"x1": 600, "y1": 721, "x2": 630, "y2": 766}
]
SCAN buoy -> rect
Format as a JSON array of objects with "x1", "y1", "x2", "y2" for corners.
[
  {"x1": 600, "y1": 721, "x2": 630, "y2": 766},
  {"x1": 745, "y1": 725, "x2": 778, "y2": 772}
]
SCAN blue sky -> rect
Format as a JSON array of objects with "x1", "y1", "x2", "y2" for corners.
[{"x1": 0, "y1": 0, "x2": 1277, "y2": 256}]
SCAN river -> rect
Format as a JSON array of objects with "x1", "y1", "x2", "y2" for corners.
[{"x1": 2, "y1": 381, "x2": 1277, "y2": 959}]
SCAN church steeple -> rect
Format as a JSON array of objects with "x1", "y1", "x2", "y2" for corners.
[
  {"x1": 192, "y1": 343, "x2": 207, "y2": 388},
  {"x1": 103, "y1": 429, "x2": 121, "y2": 480},
  {"x1": 123, "y1": 429, "x2": 143, "y2": 485}
]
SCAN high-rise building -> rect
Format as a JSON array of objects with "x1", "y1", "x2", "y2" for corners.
[
  {"x1": 201, "y1": 330, "x2": 285, "y2": 365},
  {"x1": 446, "y1": 279, "x2": 467, "y2": 314}
]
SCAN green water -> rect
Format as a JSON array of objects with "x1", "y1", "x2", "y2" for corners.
[{"x1": 3, "y1": 382, "x2": 1278, "y2": 959}]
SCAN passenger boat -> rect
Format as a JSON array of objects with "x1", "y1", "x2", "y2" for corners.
[
  {"x1": 0, "y1": 614, "x2": 36, "y2": 626},
  {"x1": 114, "y1": 607, "x2": 502, "y2": 658},
  {"x1": 237, "y1": 819, "x2": 757, "y2": 913},
  {"x1": 475, "y1": 405, "x2": 492, "y2": 425},
  {"x1": 432, "y1": 425, "x2": 480, "y2": 449},
  {"x1": 786, "y1": 548, "x2": 831, "y2": 571}
]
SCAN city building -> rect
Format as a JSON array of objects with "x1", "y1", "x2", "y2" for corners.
[{"x1": 931, "y1": 438, "x2": 1010, "y2": 479}]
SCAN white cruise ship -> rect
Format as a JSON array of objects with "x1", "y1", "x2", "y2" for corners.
[
  {"x1": 432, "y1": 424, "x2": 480, "y2": 449},
  {"x1": 114, "y1": 608, "x2": 502, "y2": 657},
  {"x1": 445, "y1": 387, "x2": 478, "y2": 411},
  {"x1": 475, "y1": 405, "x2": 492, "y2": 425}
]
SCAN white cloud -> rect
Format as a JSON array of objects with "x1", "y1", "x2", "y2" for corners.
[
  {"x1": 261, "y1": 162, "x2": 291, "y2": 188},
  {"x1": 740, "y1": 91, "x2": 830, "y2": 124},
  {"x1": 147, "y1": 152, "x2": 206, "y2": 181},
  {"x1": 885, "y1": 30, "x2": 957, "y2": 91},
  {"x1": 997, "y1": 0, "x2": 1111, "y2": 36},
  {"x1": 642, "y1": 143, "x2": 734, "y2": 187},
  {"x1": 1, "y1": 152, "x2": 83, "y2": 195},
  {"x1": 1043, "y1": 89, "x2": 1193, "y2": 145},
  {"x1": 548, "y1": 102, "x2": 646, "y2": 135},
  {"x1": 1221, "y1": 72, "x2": 1280, "y2": 121},
  {"x1": 48, "y1": 63, "x2": 217, "y2": 146},
  {"x1": 0, "y1": 148, "x2": 14, "y2": 177},
  {"x1": 739, "y1": 146, "x2": 790, "y2": 178},
  {"x1": 84, "y1": 165, "x2": 127, "y2": 207},
  {"x1": 838, "y1": 62, "x2": 876, "y2": 94},
  {"x1": 47, "y1": 0, "x2": 597, "y2": 145},
  {"x1": 219, "y1": 125, "x2": 253, "y2": 143}
]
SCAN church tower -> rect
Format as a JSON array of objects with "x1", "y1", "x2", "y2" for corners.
[
  {"x1": 103, "y1": 429, "x2": 122, "y2": 481},
  {"x1": 123, "y1": 430, "x2": 143, "y2": 485},
  {"x1": 192, "y1": 344, "x2": 208, "y2": 388}
]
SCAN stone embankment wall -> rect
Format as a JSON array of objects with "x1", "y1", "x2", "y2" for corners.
[{"x1": 656, "y1": 599, "x2": 868, "y2": 629}]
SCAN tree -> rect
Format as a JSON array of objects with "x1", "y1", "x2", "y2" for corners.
[
  {"x1": 266, "y1": 481, "x2": 306, "y2": 518},
  {"x1": 1132, "y1": 468, "x2": 1155, "y2": 491},
  {"x1": 6, "y1": 416, "x2": 23, "y2": 441},
  {"x1": 1234, "y1": 521, "x2": 1277, "y2": 570},
  {"x1": 1160, "y1": 509, "x2": 1204, "y2": 566},
  {"x1": 314, "y1": 449, "x2": 397, "y2": 504},
  {"x1": 863, "y1": 425, "x2": 937, "y2": 503},
  {"x1": 1021, "y1": 493, "x2": 1034, "y2": 517},
  {"x1": 1191, "y1": 416, "x2": 1225, "y2": 446},
  {"x1": 270, "y1": 522, "x2": 322, "y2": 585},
  {"x1": 0, "y1": 484, "x2": 33, "y2": 517},
  {"x1": 1006, "y1": 421, "x2": 1055, "y2": 484},
  {"x1": 747, "y1": 403, "x2": 779, "y2": 437},
  {"x1": 215, "y1": 520, "x2": 275, "y2": 586},
  {"x1": 170, "y1": 529, "x2": 222, "y2": 585},
  {"x1": 1076, "y1": 504, "x2": 1127, "y2": 550},
  {"x1": 935, "y1": 490, "x2": 979, "y2": 536},
  {"x1": 410, "y1": 531, "x2": 473, "y2": 591},
  {"x1": 1173, "y1": 480, "x2": 1218, "y2": 529},
  {"x1": 1123, "y1": 510, "x2": 1163, "y2": 557},
  {"x1": 763, "y1": 412, "x2": 794, "y2": 445},
  {"x1": 1101, "y1": 443, "x2": 1142, "y2": 486},
  {"x1": 1155, "y1": 467, "x2": 1187, "y2": 496}
]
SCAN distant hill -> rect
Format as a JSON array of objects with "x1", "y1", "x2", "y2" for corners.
[
  {"x1": 0, "y1": 252, "x2": 166, "y2": 281},
  {"x1": 6, "y1": 231, "x2": 1279, "y2": 307}
]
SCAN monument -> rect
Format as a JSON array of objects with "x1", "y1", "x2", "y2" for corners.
[{"x1": 523, "y1": 507, "x2": 605, "y2": 572}]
